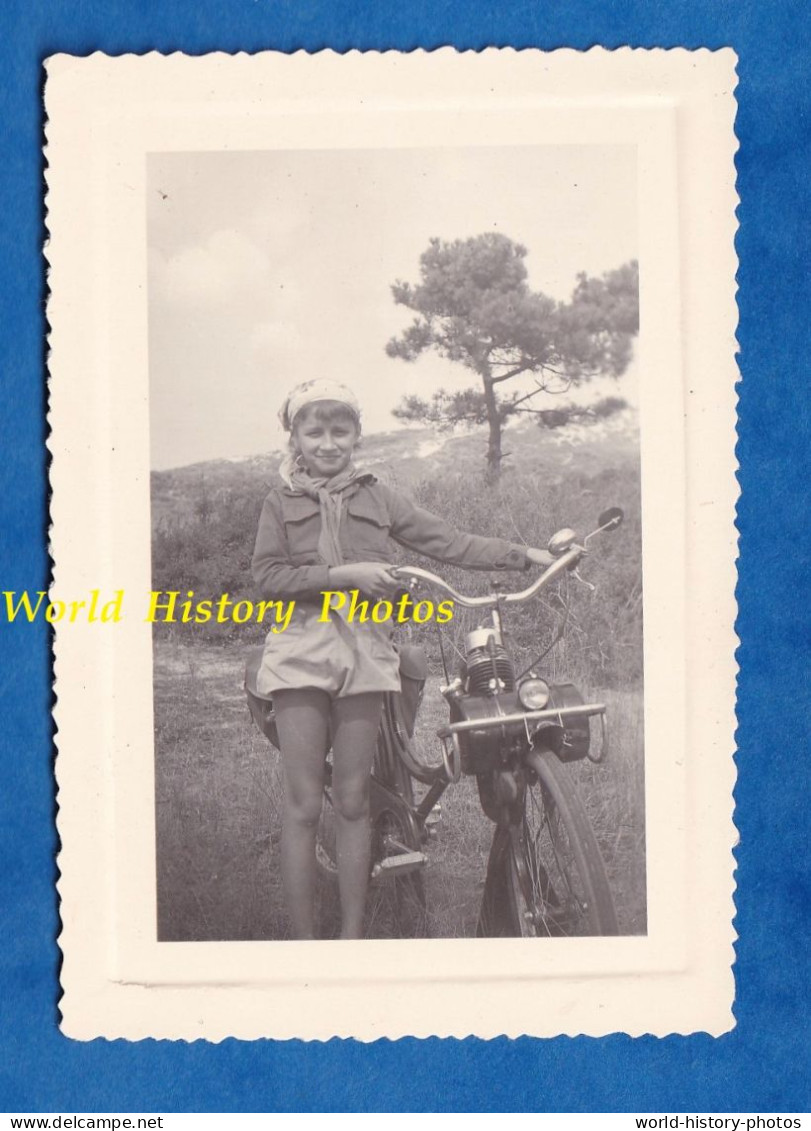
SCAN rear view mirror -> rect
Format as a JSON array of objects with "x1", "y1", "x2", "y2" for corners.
[{"x1": 597, "y1": 507, "x2": 624, "y2": 532}]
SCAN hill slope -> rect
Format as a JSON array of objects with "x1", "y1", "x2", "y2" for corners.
[{"x1": 151, "y1": 409, "x2": 639, "y2": 529}]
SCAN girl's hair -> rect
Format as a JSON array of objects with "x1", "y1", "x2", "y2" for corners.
[
  {"x1": 289, "y1": 400, "x2": 362, "y2": 456},
  {"x1": 291, "y1": 400, "x2": 361, "y2": 433}
]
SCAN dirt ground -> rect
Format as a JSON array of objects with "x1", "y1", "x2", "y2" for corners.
[{"x1": 153, "y1": 638, "x2": 645, "y2": 941}]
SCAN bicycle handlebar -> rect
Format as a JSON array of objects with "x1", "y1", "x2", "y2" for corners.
[{"x1": 391, "y1": 545, "x2": 584, "y2": 609}]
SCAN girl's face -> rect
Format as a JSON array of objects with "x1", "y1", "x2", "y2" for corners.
[{"x1": 292, "y1": 402, "x2": 360, "y2": 478}]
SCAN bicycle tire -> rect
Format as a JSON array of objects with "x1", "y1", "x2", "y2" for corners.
[
  {"x1": 383, "y1": 692, "x2": 446, "y2": 786},
  {"x1": 314, "y1": 774, "x2": 339, "y2": 881},
  {"x1": 312, "y1": 777, "x2": 339, "y2": 937},
  {"x1": 499, "y1": 747, "x2": 618, "y2": 937},
  {"x1": 369, "y1": 701, "x2": 427, "y2": 938},
  {"x1": 476, "y1": 827, "x2": 514, "y2": 937}
]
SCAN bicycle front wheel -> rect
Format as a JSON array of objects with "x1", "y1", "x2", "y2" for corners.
[{"x1": 507, "y1": 747, "x2": 619, "y2": 937}]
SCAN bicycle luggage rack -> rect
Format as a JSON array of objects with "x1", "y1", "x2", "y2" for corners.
[
  {"x1": 439, "y1": 703, "x2": 606, "y2": 734},
  {"x1": 438, "y1": 702, "x2": 608, "y2": 778}
]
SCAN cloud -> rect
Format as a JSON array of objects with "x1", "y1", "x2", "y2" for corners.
[
  {"x1": 152, "y1": 228, "x2": 271, "y2": 308},
  {"x1": 248, "y1": 318, "x2": 305, "y2": 364}
]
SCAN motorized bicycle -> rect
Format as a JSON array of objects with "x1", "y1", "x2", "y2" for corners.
[{"x1": 245, "y1": 507, "x2": 624, "y2": 939}]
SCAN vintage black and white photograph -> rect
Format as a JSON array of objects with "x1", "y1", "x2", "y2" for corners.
[
  {"x1": 147, "y1": 145, "x2": 645, "y2": 943},
  {"x1": 47, "y1": 49, "x2": 737, "y2": 1040}
]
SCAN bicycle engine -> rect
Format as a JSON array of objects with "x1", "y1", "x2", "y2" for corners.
[{"x1": 462, "y1": 627, "x2": 515, "y2": 694}]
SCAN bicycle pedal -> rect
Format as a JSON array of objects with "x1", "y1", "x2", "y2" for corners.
[
  {"x1": 371, "y1": 851, "x2": 426, "y2": 879},
  {"x1": 425, "y1": 805, "x2": 443, "y2": 827}
]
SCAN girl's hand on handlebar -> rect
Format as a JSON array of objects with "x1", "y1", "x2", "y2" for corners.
[
  {"x1": 527, "y1": 544, "x2": 586, "y2": 571},
  {"x1": 525, "y1": 547, "x2": 555, "y2": 569},
  {"x1": 327, "y1": 562, "x2": 402, "y2": 598}
]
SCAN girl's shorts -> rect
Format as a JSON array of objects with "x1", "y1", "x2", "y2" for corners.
[{"x1": 256, "y1": 603, "x2": 402, "y2": 699}]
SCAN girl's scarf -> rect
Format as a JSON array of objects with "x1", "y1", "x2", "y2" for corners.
[{"x1": 280, "y1": 455, "x2": 367, "y2": 567}]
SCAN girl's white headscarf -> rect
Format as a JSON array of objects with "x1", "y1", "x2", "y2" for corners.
[
  {"x1": 277, "y1": 381, "x2": 366, "y2": 565},
  {"x1": 278, "y1": 380, "x2": 361, "y2": 434}
]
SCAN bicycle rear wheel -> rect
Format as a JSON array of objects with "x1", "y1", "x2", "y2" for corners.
[
  {"x1": 314, "y1": 702, "x2": 428, "y2": 939},
  {"x1": 313, "y1": 693, "x2": 414, "y2": 883},
  {"x1": 509, "y1": 746, "x2": 618, "y2": 936},
  {"x1": 313, "y1": 769, "x2": 341, "y2": 937},
  {"x1": 366, "y1": 798, "x2": 427, "y2": 939},
  {"x1": 315, "y1": 781, "x2": 427, "y2": 938},
  {"x1": 369, "y1": 701, "x2": 427, "y2": 938}
]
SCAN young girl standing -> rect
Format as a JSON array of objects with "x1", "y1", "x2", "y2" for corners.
[{"x1": 252, "y1": 379, "x2": 553, "y2": 939}]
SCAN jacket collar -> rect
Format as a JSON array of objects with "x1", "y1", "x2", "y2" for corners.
[{"x1": 279, "y1": 471, "x2": 377, "y2": 498}]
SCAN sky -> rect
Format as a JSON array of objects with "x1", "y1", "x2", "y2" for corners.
[{"x1": 147, "y1": 145, "x2": 637, "y2": 469}]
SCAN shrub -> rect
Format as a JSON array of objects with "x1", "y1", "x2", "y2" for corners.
[{"x1": 150, "y1": 456, "x2": 643, "y2": 686}]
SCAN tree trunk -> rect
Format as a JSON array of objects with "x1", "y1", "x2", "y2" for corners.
[{"x1": 482, "y1": 377, "x2": 502, "y2": 479}]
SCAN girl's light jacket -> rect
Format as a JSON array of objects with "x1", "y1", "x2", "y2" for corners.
[{"x1": 252, "y1": 477, "x2": 531, "y2": 601}]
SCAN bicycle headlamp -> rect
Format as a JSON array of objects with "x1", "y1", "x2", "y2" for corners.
[{"x1": 517, "y1": 678, "x2": 551, "y2": 710}]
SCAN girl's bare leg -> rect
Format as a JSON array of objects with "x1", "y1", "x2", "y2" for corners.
[
  {"x1": 273, "y1": 689, "x2": 330, "y2": 939},
  {"x1": 330, "y1": 692, "x2": 384, "y2": 939}
]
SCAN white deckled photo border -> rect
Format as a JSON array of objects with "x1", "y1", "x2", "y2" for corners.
[{"x1": 45, "y1": 48, "x2": 738, "y2": 1041}]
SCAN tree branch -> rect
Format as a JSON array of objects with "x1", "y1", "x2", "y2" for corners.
[
  {"x1": 507, "y1": 387, "x2": 547, "y2": 410},
  {"x1": 489, "y1": 364, "x2": 533, "y2": 385}
]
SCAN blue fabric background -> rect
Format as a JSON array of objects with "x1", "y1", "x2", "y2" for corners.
[{"x1": 1, "y1": 0, "x2": 808, "y2": 1113}]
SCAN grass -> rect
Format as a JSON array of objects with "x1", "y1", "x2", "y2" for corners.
[
  {"x1": 154, "y1": 637, "x2": 646, "y2": 940},
  {"x1": 154, "y1": 641, "x2": 287, "y2": 940}
]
